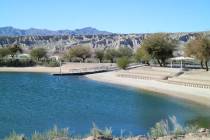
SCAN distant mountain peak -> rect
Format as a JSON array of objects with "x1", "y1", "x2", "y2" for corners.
[{"x1": 0, "y1": 26, "x2": 112, "y2": 36}]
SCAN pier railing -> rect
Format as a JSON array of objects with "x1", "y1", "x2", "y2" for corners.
[{"x1": 69, "y1": 66, "x2": 118, "y2": 74}]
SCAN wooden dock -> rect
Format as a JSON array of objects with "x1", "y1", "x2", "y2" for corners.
[{"x1": 52, "y1": 66, "x2": 117, "y2": 76}]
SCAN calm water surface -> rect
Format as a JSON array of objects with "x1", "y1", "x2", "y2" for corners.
[{"x1": 0, "y1": 72, "x2": 210, "y2": 138}]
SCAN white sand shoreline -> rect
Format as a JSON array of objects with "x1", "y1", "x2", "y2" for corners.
[
  {"x1": 1, "y1": 65, "x2": 210, "y2": 106},
  {"x1": 85, "y1": 71, "x2": 210, "y2": 107},
  {"x1": 0, "y1": 63, "x2": 113, "y2": 74}
]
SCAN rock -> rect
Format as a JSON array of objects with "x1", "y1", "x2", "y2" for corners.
[
  {"x1": 95, "y1": 135, "x2": 113, "y2": 140},
  {"x1": 53, "y1": 137, "x2": 70, "y2": 140},
  {"x1": 84, "y1": 136, "x2": 113, "y2": 140},
  {"x1": 85, "y1": 136, "x2": 95, "y2": 140}
]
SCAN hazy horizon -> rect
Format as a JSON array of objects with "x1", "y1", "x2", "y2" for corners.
[{"x1": 1, "y1": 26, "x2": 210, "y2": 34}]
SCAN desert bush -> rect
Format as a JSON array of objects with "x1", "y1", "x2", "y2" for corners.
[
  {"x1": 4, "y1": 131, "x2": 25, "y2": 140},
  {"x1": 43, "y1": 60, "x2": 60, "y2": 67},
  {"x1": 149, "y1": 116, "x2": 189, "y2": 138},
  {"x1": 31, "y1": 132, "x2": 46, "y2": 140},
  {"x1": 46, "y1": 125, "x2": 69, "y2": 139},
  {"x1": 117, "y1": 57, "x2": 130, "y2": 69},
  {"x1": 0, "y1": 59, "x2": 35, "y2": 67},
  {"x1": 31, "y1": 126, "x2": 70, "y2": 140},
  {"x1": 149, "y1": 120, "x2": 169, "y2": 138},
  {"x1": 90, "y1": 123, "x2": 112, "y2": 138},
  {"x1": 184, "y1": 125, "x2": 199, "y2": 134},
  {"x1": 169, "y1": 115, "x2": 184, "y2": 136}
]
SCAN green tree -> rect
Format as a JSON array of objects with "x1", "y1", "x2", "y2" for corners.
[
  {"x1": 68, "y1": 45, "x2": 92, "y2": 62},
  {"x1": 118, "y1": 47, "x2": 133, "y2": 57},
  {"x1": 117, "y1": 56, "x2": 130, "y2": 69},
  {"x1": 142, "y1": 33, "x2": 177, "y2": 67},
  {"x1": 185, "y1": 36, "x2": 210, "y2": 71},
  {"x1": 30, "y1": 48, "x2": 47, "y2": 61},
  {"x1": 104, "y1": 48, "x2": 119, "y2": 63},
  {"x1": 135, "y1": 47, "x2": 151, "y2": 65},
  {"x1": 95, "y1": 48, "x2": 104, "y2": 63},
  {"x1": 0, "y1": 47, "x2": 10, "y2": 59},
  {"x1": 8, "y1": 44, "x2": 23, "y2": 58}
]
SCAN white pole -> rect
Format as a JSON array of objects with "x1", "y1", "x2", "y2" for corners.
[
  {"x1": 59, "y1": 59, "x2": 62, "y2": 74},
  {"x1": 181, "y1": 60, "x2": 183, "y2": 69},
  {"x1": 171, "y1": 60, "x2": 173, "y2": 68}
]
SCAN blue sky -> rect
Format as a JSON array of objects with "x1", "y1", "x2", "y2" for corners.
[{"x1": 0, "y1": 0, "x2": 210, "y2": 33}]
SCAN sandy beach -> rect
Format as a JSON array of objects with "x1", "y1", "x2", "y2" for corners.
[
  {"x1": 0, "y1": 63, "x2": 113, "y2": 73},
  {"x1": 86, "y1": 68, "x2": 210, "y2": 106}
]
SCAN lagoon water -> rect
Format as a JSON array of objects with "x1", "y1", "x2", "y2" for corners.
[{"x1": 0, "y1": 72, "x2": 210, "y2": 138}]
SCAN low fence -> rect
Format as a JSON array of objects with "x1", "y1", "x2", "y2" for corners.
[
  {"x1": 117, "y1": 73, "x2": 210, "y2": 89},
  {"x1": 166, "y1": 80, "x2": 210, "y2": 89}
]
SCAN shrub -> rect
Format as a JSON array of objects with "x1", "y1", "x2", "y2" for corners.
[
  {"x1": 31, "y1": 132, "x2": 46, "y2": 140},
  {"x1": 149, "y1": 116, "x2": 187, "y2": 138},
  {"x1": 184, "y1": 125, "x2": 199, "y2": 134},
  {"x1": 90, "y1": 123, "x2": 112, "y2": 138},
  {"x1": 43, "y1": 61, "x2": 60, "y2": 67},
  {"x1": 0, "y1": 59, "x2": 36, "y2": 67},
  {"x1": 31, "y1": 126, "x2": 70, "y2": 140},
  {"x1": 117, "y1": 57, "x2": 130, "y2": 69},
  {"x1": 46, "y1": 126, "x2": 69, "y2": 139},
  {"x1": 149, "y1": 120, "x2": 169, "y2": 138},
  {"x1": 4, "y1": 131, "x2": 25, "y2": 140},
  {"x1": 169, "y1": 115, "x2": 184, "y2": 136}
]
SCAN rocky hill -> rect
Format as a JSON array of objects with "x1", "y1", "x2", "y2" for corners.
[{"x1": 0, "y1": 27, "x2": 209, "y2": 55}]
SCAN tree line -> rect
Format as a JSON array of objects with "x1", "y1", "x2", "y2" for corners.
[
  {"x1": 0, "y1": 33, "x2": 210, "y2": 70},
  {"x1": 0, "y1": 45, "x2": 58, "y2": 67}
]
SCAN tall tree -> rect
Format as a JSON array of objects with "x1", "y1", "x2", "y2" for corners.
[
  {"x1": 135, "y1": 47, "x2": 151, "y2": 65},
  {"x1": 8, "y1": 44, "x2": 23, "y2": 58},
  {"x1": 104, "y1": 48, "x2": 119, "y2": 63},
  {"x1": 0, "y1": 47, "x2": 10, "y2": 59},
  {"x1": 118, "y1": 47, "x2": 133, "y2": 57},
  {"x1": 68, "y1": 45, "x2": 92, "y2": 62},
  {"x1": 185, "y1": 36, "x2": 210, "y2": 71},
  {"x1": 30, "y1": 48, "x2": 47, "y2": 61},
  {"x1": 94, "y1": 48, "x2": 104, "y2": 63},
  {"x1": 141, "y1": 33, "x2": 177, "y2": 66}
]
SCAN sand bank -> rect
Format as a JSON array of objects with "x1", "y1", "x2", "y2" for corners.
[
  {"x1": 86, "y1": 71, "x2": 210, "y2": 106},
  {"x1": 0, "y1": 63, "x2": 113, "y2": 73}
]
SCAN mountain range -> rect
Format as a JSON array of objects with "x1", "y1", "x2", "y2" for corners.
[{"x1": 0, "y1": 26, "x2": 112, "y2": 36}]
